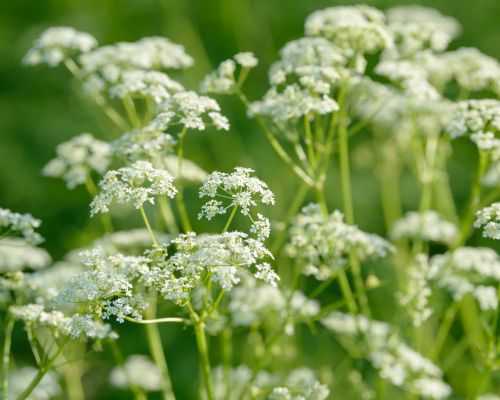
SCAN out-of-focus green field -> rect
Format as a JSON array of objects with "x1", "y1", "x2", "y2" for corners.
[{"x1": 1, "y1": 0, "x2": 500, "y2": 398}]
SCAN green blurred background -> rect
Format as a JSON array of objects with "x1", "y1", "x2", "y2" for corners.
[{"x1": 1, "y1": 0, "x2": 500, "y2": 398}]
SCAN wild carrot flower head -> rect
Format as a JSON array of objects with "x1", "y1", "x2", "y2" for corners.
[
  {"x1": 43, "y1": 133, "x2": 111, "y2": 189},
  {"x1": 475, "y1": 202, "x2": 500, "y2": 240},
  {"x1": 0, "y1": 208, "x2": 43, "y2": 245},
  {"x1": 23, "y1": 27, "x2": 97, "y2": 67},
  {"x1": 90, "y1": 161, "x2": 177, "y2": 215}
]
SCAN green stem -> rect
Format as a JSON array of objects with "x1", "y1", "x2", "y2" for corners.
[
  {"x1": 18, "y1": 339, "x2": 68, "y2": 400},
  {"x1": 456, "y1": 151, "x2": 488, "y2": 247},
  {"x1": 176, "y1": 127, "x2": 193, "y2": 232},
  {"x1": 1, "y1": 317, "x2": 14, "y2": 400},
  {"x1": 222, "y1": 206, "x2": 238, "y2": 233},
  {"x1": 125, "y1": 316, "x2": 189, "y2": 325},
  {"x1": 140, "y1": 206, "x2": 158, "y2": 247},
  {"x1": 304, "y1": 113, "x2": 317, "y2": 169},
  {"x1": 235, "y1": 89, "x2": 314, "y2": 186},
  {"x1": 144, "y1": 297, "x2": 176, "y2": 400},
  {"x1": 221, "y1": 326, "x2": 232, "y2": 400},
  {"x1": 122, "y1": 96, "x2": 141, "y2": 128},
  {"x1": 338, "y1": 110, "x2": 369, "y2": 316},
  {"x1": 158, "y1": 197, "x2": 179, "y2": 235},
  {"x1": 63, "y1": 59, "x2": 129, "y2": 132},
  {"x1": 189, "y1": 305, "x2": 214, "y2": 400},
  {"x1": 429, "y1": 301, "x2": 459, "y2": 361}
]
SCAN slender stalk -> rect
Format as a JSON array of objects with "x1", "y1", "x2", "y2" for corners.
[
  {"x1": 221, "y1": 326, "x2": 232, "y2": 400},
  {"x1": 338, "y1": 109, "x2": 370, "y2": 316},
  {"x1": 125, "y1": 316, "x2": 189, "y2": 325},
  {"x1": 158, "y1": 197, "x2": 179, "y2": 235},
  {"x1": 429, "y1": 301, "x2": 459, "y2": 361},
  {"x1": 304, "y1": 114, "x2": 317, "y2": 169},
  {"x1": 176, "y1": 127, "x2": 193, "y2": 232},
  {"x1": 144, "y1": 297, "x2": 176, "y2": 400},
  {"x1": 188, "y1": 304, "x2": 214, "y2": 400},
  {"x1": 63, "y1": 59, "x2": 129, "y2": 132},
  {"x1": 122, "y1": 96, "x2": 141, "y2": 128},
  {"x1": 235, "y1": 89, "x2": 314, "y2": 186},
  {"x1": 456, "y1": 151, "x2": 488, "y2": 247},
  {"x1": 222, "y1": 206, "x2": 238, "y2": 233},
  {"x1": 18, "y1": 339, "x2": 68, "y2": 400},
  {"x1": 140, "y1": 206, "x2": 158, "y2": 247},
  {"x1": 1, "y1": 317, "x2": 14, "y2": 400}
]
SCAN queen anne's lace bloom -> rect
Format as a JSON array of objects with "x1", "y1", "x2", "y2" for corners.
[
  {"x1": 148, "y1": 91, "x2": 229, "y2": 131},
  {"x1": 475, "y1": 203, "x2": 500, "y2": 240},
  {"x1": 112, "y1": 129, "x2": 176, "y2": 161},
  {"x1": 287, "y1": 204, "x2": 394, "y2": 280},
  {"x1": 8, "y1": 367, "x2": 61, "y2": 400},
  {"x1": 110, "y1": 355, "x2": 162, "y2": 392},
  {"x1": 249, "y1": 84, "x2": 339, "y2": 124},
  {"x1": 0, "y1": 239, "x2": 51, "y2": 272},
  {"x1": 391, "y1": 211, "x2": 458, "y2": 245},
  {"x1": 0, "y1": 208, "x2": 43, "y2": 245},
  {"x1": 23, "y1": 27, "x2": 97, "y2": 67},
  {"x1": 322, "y1": 312, "x2": 451, "y2": 399},
  {"x1": 305, "y1": 5, "x2": 392, "y2": 56},
  {"x1": 43, "y1": 133, "x2": 111, "y2": 189},
  {"x1": 430, "y1": 247, "x2": 500, "y2": 310},
  {"x1": 90, "y1": 161, "x2": 177, "y2": 215},
  {"x1": 385, "y1": 6, "x2": 460, "y2": 57},
  {"x1": 269, "y1": 368, "x2": 330, "y2": 400},
  {"x1": 199, "y1": 167, "x2": 275, "y2": 218},
  {"x1": 447, "y1": 99, "x2": 500, "y2": 139},
  {"x1": 80, "y1": 36, "x2": 193, "y2": 73}
]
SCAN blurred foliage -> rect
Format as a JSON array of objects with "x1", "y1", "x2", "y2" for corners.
[{"x1": 1, "y1": 0, "x2": 500, "y2": 398}]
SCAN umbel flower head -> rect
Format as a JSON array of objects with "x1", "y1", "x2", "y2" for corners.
[
  {"x1": 43, "y1": 133, "x2": 111, "y2": 189},
  {"x1": 90, "y1": 161, "x2": 177, "y2": 215},
  {"x1": 148, "y1": 91, "x2": 230, "y2": 132},
  {"x1": 200, "y1": 52, "x2": 258, "y2": 95},
  {"x1": 305, "y1": 5, "x2": 392, "y2": 56},
  {"x1": 80, "y1": 36, "x2": 193, "y2": 73},
  {"x1": 0, "y1": 207, "x2": 43, "y2": 245},
  {"x1": 198, "y1": 167, "x2": 275, "y2": 219},
  {"x1": 287, "y1": 203, "x2": 394, "y2": 280},
  {"x1": 430, "y1": 247, "x2": 500, "y2": 311},
  {"x1": 385, "y1": 5, "x2": 460, "y2": 57},
  {"x1": 110, "y1": 355, "x2": 162, "y2": 392},
  {"x1": 391, "y1": 211, "x2": 458, "y2": 245},
  {"x1": 0, "y1": 238, "x2": 51, "y2": 273},
  {"x1": 475, "y1": 202, "x2": 500, "y2": 240},
  {"x1": 447, "y1": 99, "x2": 500, "y2": 138},
  {"x1": 23, "y1": 26, "x2": 97, "y2": 67},
  {"x1": 322, "y1": 312, "x2": 451, "y2": 399}
]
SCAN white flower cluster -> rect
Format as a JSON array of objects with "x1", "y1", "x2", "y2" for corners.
[
  {"x1": 148, "y1": 91, "x2": 230, "y2": 132},
  {"x1": 200, "y1": 52, "x2": 258, "y2": 94},
  {"x1": 110, "y1": 354, "x2": 162, "y2": 392},
  {"x1": 391, "y1": 211, "x2": 458, "y2": 245},
  {"x1": 305, "y1": 5, "x2": 392, "y2": 56},
  {"x1": 80, "y1": 36, "x2": 193, "y2": 73},
  {"x1": 430, "y1": 247, "x2": 500, "y2": 311},
  {"x1": 447, "y1": 99, "x2": 500, "y2": 139},
  {"x1": 198, "y1": 167, "x2": 275, "y2": 219},
  {"x1": 112, "y1": 129, "x2": 176, "y2": 161},
  {"x1": 249, "y1": 84, "x2": 339, "y2": 125},
  {"x1": 287, "y1": 204, "x2": 394, "y2": 280},
  {"x1": 269, "y1": 37, "x2": 346, "y2": 86},
  {"x1": 0, "y1": 207, "x2": 43, "y2": 245},
  {"x1": 43, "y1": 133, "x2": 111, "y2": 189},
  {"x1": 160, "y1": 232, "x2": 277, "y2": 299},
  {"x1": 375, "y1": 60, "x2": 440, "y2": 102},
  {"x1": 269, "y1": 368, "x2": 330, "y2": 400},
  {"x1": 228, "y1": 278, "x2": 318, "y2": 327},
  {"x1": 106, "y1": 69, "x2": 185, "y2": 104},
  {"x1": 322, "y1": 312, "x2": 451, "y2": 399},
  {"x1": 210, "y1": 365, "x2": 328, "y2": 400},
  {"x1": 8, "y1": 367, "x2": 61, "y2": 400},
  {"x1": 0, "y1": 238, "x2": 51, "y2": 273},
  {"x1": 9, "y1": 303, "x2": 117, "y2": 340},
  {"x1": 385, "y1": 6, "x2": 460, "y2": 57},
  {"x1": 90, "y1": 161, "x2": 177, "y2": 215},
  {"x1": 398, "y1": 254, "x2": 433, "y2": 326},
  {"x1": 23, "y1": 26, "x2": 97, "y2": 67},
  {"x1": 475, "y1": 202, "x2": 500, "y2": 240}
]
